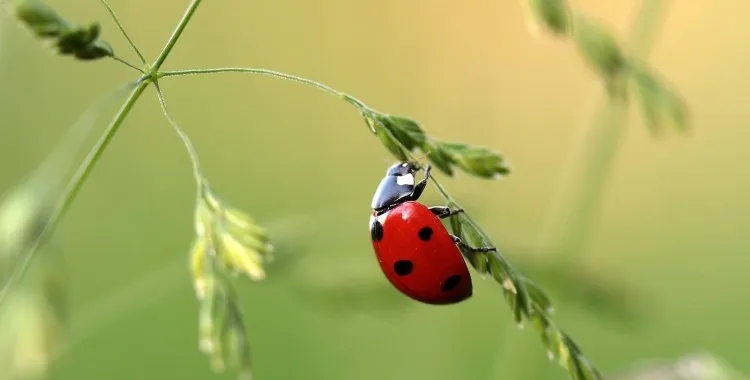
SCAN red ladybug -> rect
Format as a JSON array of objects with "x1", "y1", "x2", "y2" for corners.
[{"x1": 369, "y1": 161, "x2": 496, "y2": 305}]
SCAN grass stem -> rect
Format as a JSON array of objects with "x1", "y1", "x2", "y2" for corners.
[
  {"x1": 151, "y1": 0, "x2": 203, "y2": 72},
  {"x1": 98, "y1": 0, "x2": 147, "y2": 65},
  {"x1": 160, "y1": 67, "x2": 343, "y2": 99},
  {"x1": 153, "y1": 83, "x2": 204, "y2": 185},
  {"x1": 111, "y1": 55, "x2": 144, "y2": 73}
]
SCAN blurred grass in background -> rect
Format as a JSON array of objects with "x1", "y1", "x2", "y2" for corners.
[{"x1": 1, "y1": 0, "x2": 749, "y2": 379}]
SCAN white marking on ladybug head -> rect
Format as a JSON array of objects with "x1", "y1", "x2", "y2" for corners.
[
  {"x1": 376, "y1": 211, "x2": 389, "y2": 225},
  {"x1": 396, "y1": 173, "x2": 414, "y2": 186}
]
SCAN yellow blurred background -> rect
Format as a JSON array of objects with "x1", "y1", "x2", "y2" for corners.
[{"x1": 1, "y1": 0, "x2": 749, "y2": 379}]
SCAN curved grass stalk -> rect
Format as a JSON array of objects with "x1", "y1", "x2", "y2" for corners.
[
  {"x1": 153, "y1": 82, "x2": 203, "y2": 185},
  {"x1": 160, "y1": 68, "x2": 344, "y2": 99}
]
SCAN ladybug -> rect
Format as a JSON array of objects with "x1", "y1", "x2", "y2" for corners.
[{"x1": 368, "y1": 161, "x2": 497, "y2": 305}]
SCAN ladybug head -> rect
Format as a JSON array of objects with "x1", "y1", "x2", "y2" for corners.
[
  {"x1": 385, "y1": 161, "x2": 420, "y2": 177},
  {"x1": 372, "y1": 161, "x2": 422, "y2": 211}
]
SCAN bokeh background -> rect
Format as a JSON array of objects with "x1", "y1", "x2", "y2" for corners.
[{"x1": 1, "y1": 0, "x2": 749, "y2": 379}]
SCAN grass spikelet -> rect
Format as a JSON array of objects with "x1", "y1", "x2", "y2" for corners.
[{"x1": 8, "y1": 0, "x2": 114, "y2": 61}]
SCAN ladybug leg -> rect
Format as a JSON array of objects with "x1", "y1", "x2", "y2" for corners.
[
  {"x1": 407, "y1": 164, "x2": 432, "y2": 202},
  {"x1": 450, "y1": 235, "x2": 497, "y2": 253},
  {"x1": 429, "y1": 206, "x2": 465, "y2": 219}
]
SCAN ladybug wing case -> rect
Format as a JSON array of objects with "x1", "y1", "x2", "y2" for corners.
[{"x1": 370, "y1": 201, "x2": 472, "y2": 305}]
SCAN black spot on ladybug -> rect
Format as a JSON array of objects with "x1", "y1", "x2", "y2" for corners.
[
  {"x1": 393, "y1": 260, "x2": 413, "y2": 276},
  {"x1": 370, "y1": 219, "x2": 384, "y2": 242},
  {"x1": 418, "y1": 226, "x2": 433, "y2": 241},
  {"x1": 441, "y1": 275, "x2": 461, "y2": 292}
]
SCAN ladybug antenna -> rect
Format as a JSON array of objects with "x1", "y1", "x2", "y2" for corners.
[{"x1": 412, "y1": 151, "x2": 431, "y2": 166}]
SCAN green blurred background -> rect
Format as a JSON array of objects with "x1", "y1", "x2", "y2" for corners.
[{"x1": 2, "y1": 0, "x2": 750, "y2": 379}]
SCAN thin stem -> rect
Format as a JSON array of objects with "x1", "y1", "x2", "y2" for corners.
[
  {"x1": 427, "y1": 172, "x2": 457, "y2": 204},
  {"x1": 160, "y1": 67, "x2": 475, "y2": 241},
  {"x1": 160, "y1": 67, "x2": 485, "y2": 238},
  {"x1": 151, "y1": 0, "x2": 203, "y2": 71},
  {"x1": 159, "y1": 67, "x2": 518, "y2": 272},
  {"x1": 159, "y1": 67, "x2": 522, "y2": 289},
  {"x1": 160, "y1": 68, "x2": 345, "y2": 99},
  {"x1": 111, "y1": 55, "x2": 144, "y2": 73},
  {"x1": 0, "y1": 78, "x2": 150, "y2": 305},
  {"x1": 98, "y1": 0, "x2": 147, "y2": 64},
  {"x1": 153, "y1": 82, "x2": 204, "y2": 184}
]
